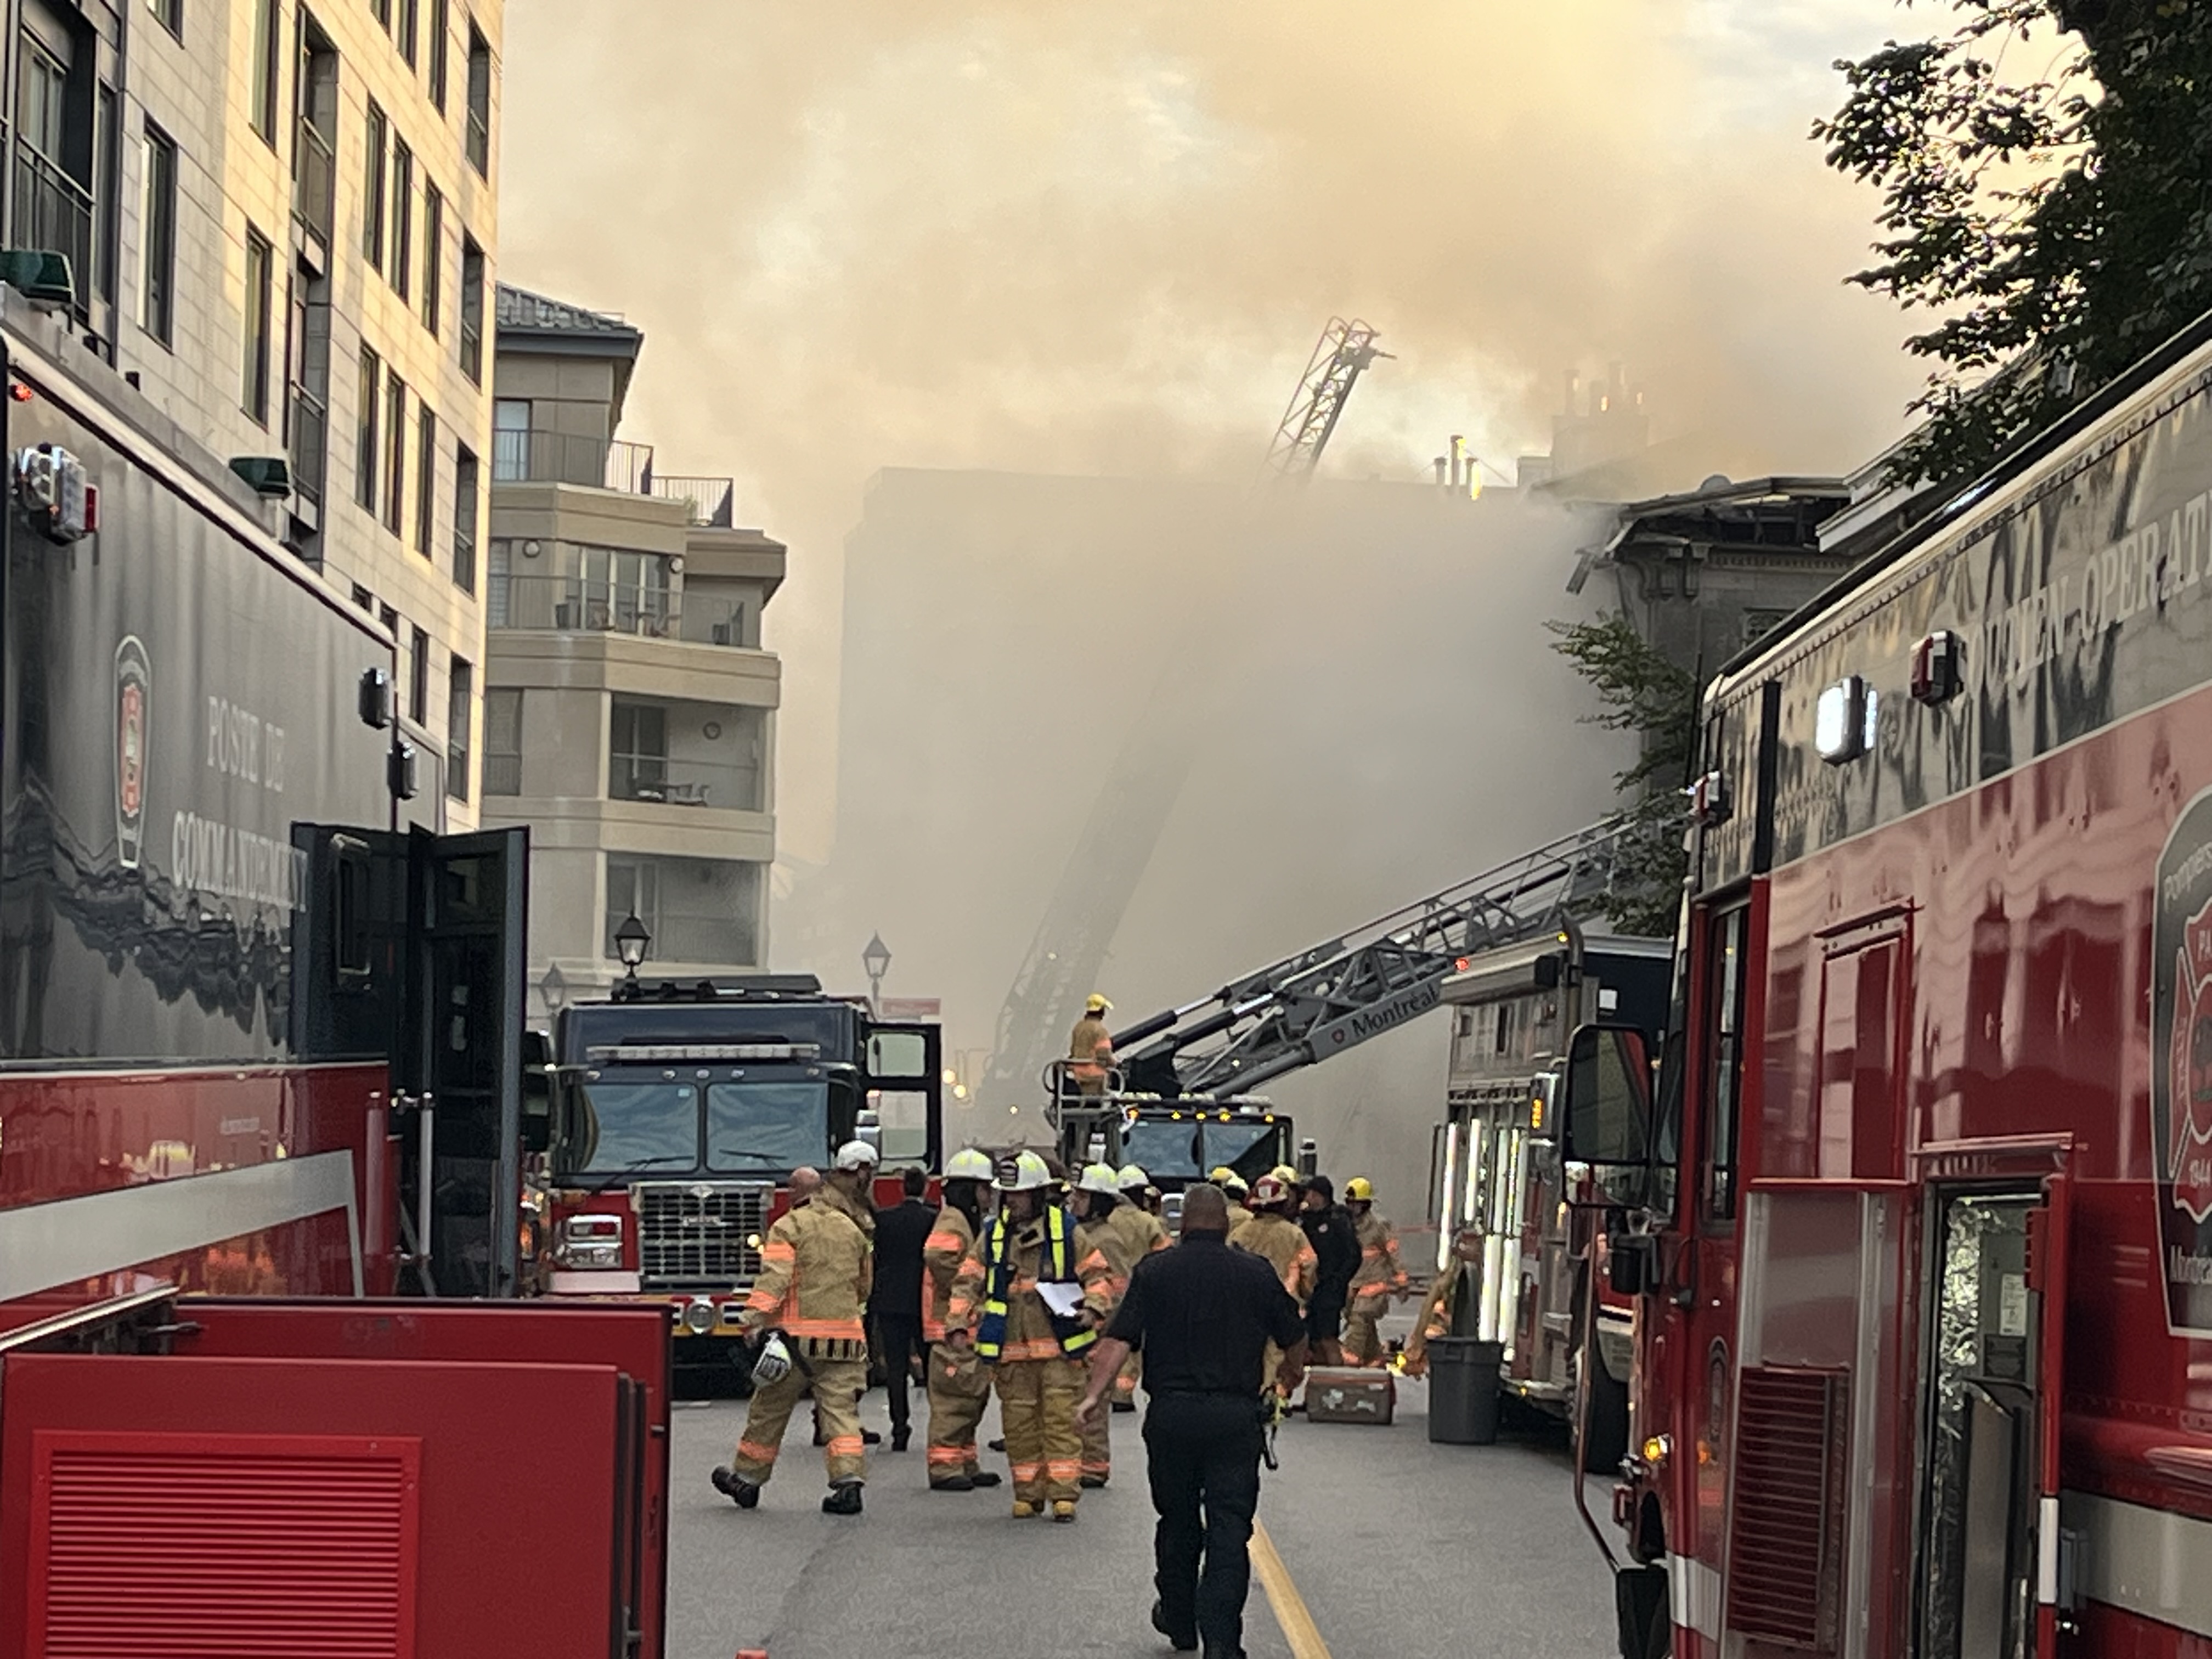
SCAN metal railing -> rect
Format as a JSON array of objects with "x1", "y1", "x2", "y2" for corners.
[
  {"x1": 649, "y1": 475, "x2": 735, "y2": 529},
  {"x1": 608, "y1": 753, "x2": 764, "y2": 812},
  {"x1": 292, "y1": 119, "x2": 335, "y2": 242},
  {"x1": 12, "y1": 145, "x2": 91, "y2": 315},
  {"x1": 489, "y1": 573, "x2": 676, "y2": 637},
  {"x1": 491, "y1": 428, "x2": 655, "y2": 493},
  {"x1": 288, "y1": 382, "x2": 328, "y2": 507}
]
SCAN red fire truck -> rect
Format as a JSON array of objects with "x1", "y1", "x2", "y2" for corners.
[
  {"x1": 536, "y1": 975, "x2": 943, "y2": 1384},
  {"x1": 1559, "y1": 308, "x2": 2212, "y2": 1659},
  {"x1": 0, "y1": 295, "x2": 670, "y2": 1654}
]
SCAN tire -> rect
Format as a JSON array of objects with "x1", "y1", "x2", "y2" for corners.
[
  {"x1": 1582, "y1": 1350, "x2": 1629, "y2": 1474},
  {"x1": 1642, "y1": 1592, "x2": 1672, "y2": 1659}
]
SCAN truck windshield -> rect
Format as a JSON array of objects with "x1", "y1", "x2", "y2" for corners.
[
  {"x1": 1124, "y1": 1120, "x2": 1201, "y2": 1181},
  {"x1": 1201, "y1": 1122, "x2": 1280, "y2": 1180},
  {"x1": 569, "y1": 1081, "x2": 699, "y2": 1175},
  {"x1": 708, "y1": 1081, "x2": 830, "y2": 1175}
]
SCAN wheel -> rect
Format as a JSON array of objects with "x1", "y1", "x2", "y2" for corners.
[{"x1": 1582, "y1": 1350, "x2": 1629, "y2": 1474}]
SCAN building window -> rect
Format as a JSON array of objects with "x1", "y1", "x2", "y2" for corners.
[
  {"x1": 605, "y1": 857, "x2": 659, "y2": 956},
  {"x1": 288, "y1": 276, "x2": 332, "y2": 509},
  {"x1": 452, "y1": 443, "x2": 478, "y2": 591},
  {"x1": 408, "y1": 624, "x2": 428, "y2": 723},
  {"x1": 447, "y1": 656, "x2": 472, "y2": 802},
  {"x1": 354, "y1": 345, "x2": 381, "y2": 510},
  {"x1": 428, "y1": 0, "x2": 449, "y2": 109},
  {"x1": 483, "y1": 687, "x2": 521, "y2": 795},
  {"x1": 383, "y1": 370, "x2": 407, "y2": 532},
  {"x1": 362, "y1": 101, "x2": 387, "y2": 270},
  {"x1": 389, "y1": 139, "x2": 411, "y2": 300},
  {"x1": 250, "y1": 0, "x2": 280, "y2": 141},
  {"x1": 294, "y1": 14, "x2": 339, "y2": 244},
  {"x1": 609, "y1": 699, "x2": 668, "y2": 800},
  {"x1": 490, "y1": 398, "x2": 528, "y2": 481},
  {"x1": 242, "y1": 226, "x2": 274, "y2": 424},
  {"x1": 414, "y1": 407, "x2": 437, "y2": 556},
  {"x1": 370, "y1": 0, "x2": 391, "y2": 29},
  {"x1": 139, "y1": 123, "x2": 177, "y2": 345},
  {"x1": 351, "y1": 582, "x2": 373, "y2": 610},
  {"x1": 420, "y1": 180, "x2": 442, "y2": 334},
  {"x1": 604, "y1": 855, "x2": 760, "y2": 967},
  {"x1": 458, "y1": 235, "x2": 483, "y2": 382},
  {"x1": 398, "y1": 0, "x2": 418, "y2": 67},
  {"x1": 148, "y1": 0, "x2": 183, "y2": 39},
  {"x1": 464, "y1": 21, "x2": 490, "y2": 174}
]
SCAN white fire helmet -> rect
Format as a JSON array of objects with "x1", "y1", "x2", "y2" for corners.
[
  {"x1": 832, "y1": 1141, "x2": 879, "y2": 1172},
  {"x1": 752, "y1": 1331, "x2": 793, "y2": 1387},
  {"x1": 995, "y1": 1150, "x2": 1053, "y2": 1192},
  {"x1": 1077, "y1": 1162, "x2": 1122, "y2": 1196},
  {"x1": 945, "y1": 1147, "x2": 995, "y2": 1183},
  {"x1": 1116, "y1": 1163, "x2": 1150, "y2": 1192}
]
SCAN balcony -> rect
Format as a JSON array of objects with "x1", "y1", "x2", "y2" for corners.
[
  {"x1": 610, "y1": 753, "x2": 763, "y2": 812},
  {"x1": 493, "y1": 428, "x2": 654, "y2": 493},
  {"x1": 489, "y1": 573, "x2": 675, "y2": 637},
  {"x1": 12, "y1": 145, "x2": 91, "y2": 317},
  {"x1": 292, "y1": 118, "x2": 335, "y2": 245},
  {"x1": 649, "y1": 475, "x2": 735, "y2": 529}
]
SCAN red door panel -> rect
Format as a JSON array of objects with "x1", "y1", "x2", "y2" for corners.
[{"x1": 1, "y1": 1353, "x2": 628, "y2": 1659}]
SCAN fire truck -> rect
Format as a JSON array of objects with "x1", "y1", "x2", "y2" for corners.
[
  {"x1": 536, "y1": 974, "x2": 943, "y2": 1383},
  {"x1": 1558, "y1": 308, "x2": 2212, "y2": 1659},
  {"x1": 0, "y1": 294, "x2": 671, "y2": 1653}
]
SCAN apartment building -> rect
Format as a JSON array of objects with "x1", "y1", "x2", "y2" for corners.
[
  {"x1": 479, "y1": 284, "x2": 783, "y2": 1017},
  {"x1": 21, "y1": 0, "x2": 505, "y2": 825}
]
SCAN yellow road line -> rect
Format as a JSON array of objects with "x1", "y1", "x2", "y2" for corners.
[{"x1": 1253, "y1": 1519, "x2": 1331, "y2": 1659}]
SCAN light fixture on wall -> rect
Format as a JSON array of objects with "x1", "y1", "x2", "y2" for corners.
[
  {"x1": 702, "y1": 720, "x2": 722, "y2": 741},
  {"x1": 522, "y1": 539, "x2": 543, "y2": 559}
]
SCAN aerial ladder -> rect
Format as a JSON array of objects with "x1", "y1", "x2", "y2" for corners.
[{"x1": 983, "y1": 319, "x2": 1390, "y2": 1102}]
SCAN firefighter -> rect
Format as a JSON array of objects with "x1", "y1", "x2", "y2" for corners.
[
  {"x1": 1109, "y1": 1163, "x2": 1169, "y2": 1412},
  {"x1": 1210, "y1": 1165, "x2": 1250, "y2": 1209},
  {"x1": 948, "y1": 1149, "x2": 1115, "y2": 1521},
  {"x1": 1229, "y1": 1173, "x2": 1317, "y2": 1393},
  {"x1": 713, "y1": 1141, "x2": 878, "y2": 1515},
  {"x1": 1068, "y1": 993, "x2": 1115, "y2": 1098},
  {"x1": 1402, "y1": 1227, "x2": 1482, "y2": 1377},
  {"x1": 1072, "y1": 1163, "x2": 1135, "y2": 1486},
  {"x1": 1341, "y1": 1175, "x2": 1412, "y2": 1367},
  {"x1": 923, "y1": 1147, "x2": 1001, "y2": 1492}
]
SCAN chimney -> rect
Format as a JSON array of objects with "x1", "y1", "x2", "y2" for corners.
[
  {"x1": 1433, "y1": 456, "x2": 1449, "y2": 487},
  {"x1": 1449, "y1": 435, "x2": 1465, "y2": 489}
]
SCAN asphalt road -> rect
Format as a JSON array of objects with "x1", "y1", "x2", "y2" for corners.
[{"x1": 664, "y1": 1348, "x2": 1618, "y2": 1659}]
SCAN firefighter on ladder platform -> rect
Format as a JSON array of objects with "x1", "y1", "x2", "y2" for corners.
[
  {"x1": 923, "y1": 1147, "x2": 1002, "y2": 1493},
  {"x1": 1110, "y1": 1163, "x2": 1167, "y2": 1411},
  {"x1": 950, "y1": 1150, "x2": 1115, "y2": 1521},
  {"x1": 1073, "y1": 1164, "x2": 1137, "y2": 1487},
  {"x1": 1341, "y1": 1177, "x2": 1410, "y2": 1366},
  {"x1": 1068, "y1": 993, "x2": 1115, "y2": 1098},
  {"x1": 714, "y1": 1141, "x2": 880, "y2": 1515}
]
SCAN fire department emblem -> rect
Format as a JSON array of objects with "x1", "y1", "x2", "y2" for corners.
[
  {"x1": 2152, "y1": 787, "x2": 2212, "y2": 1336},
  {"x1": 113, "y1": 635, "x2": 149, "y2": 872}
]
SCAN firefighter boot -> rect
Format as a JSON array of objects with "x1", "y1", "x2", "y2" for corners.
[
  {"x1": 1052, "y1": 1499, "x2": 1077, "y2": 1522},
  {"x1": 710, "y1": 1467, "x2": 761, "y2": 1510},
  {"x1": 970, "y1": 1469, "x2": 1002, "y2": 1487},
  {"x1": 821, "y1": 1480, "x2": 864, "y2": 1516},
  {"x1": 930, "y1": 1473, "x2": 974, "y2": 1492},
  {"x1": 1012, "y1": 1499, "x2": 1042, "y2": 1519}
]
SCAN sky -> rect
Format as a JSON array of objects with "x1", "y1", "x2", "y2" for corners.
[{"x1": 495, "y1": 1, "x2": 1932, "y2": 870}]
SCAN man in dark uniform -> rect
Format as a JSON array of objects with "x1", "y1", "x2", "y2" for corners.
[
  {"x1": 1297, "y1": 1175, "x2": 1361, "y2": 1370},
  {"x1": 1077, "y1": 1183, "x2": 1307, "y2": 1659},
  {"x1": 870, "y1": 1166, "x2": 934, "y2": 1453}
]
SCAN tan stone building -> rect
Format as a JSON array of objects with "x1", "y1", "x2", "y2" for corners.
[
  {"x1": 479, "y1": 285, "x2": 783, "y2": 1017},
  {"x1": 70, "y1": 0, "x2": 504, "y2": 826}
]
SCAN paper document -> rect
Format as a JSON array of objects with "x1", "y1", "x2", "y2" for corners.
[{"x1": 1036, "y1": 1281, "x2": 1088, "y2": 1319}]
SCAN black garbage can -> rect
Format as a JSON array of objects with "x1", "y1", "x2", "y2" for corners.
[{"x1": 1426, "y1": 1336, "x2": 1505, "y2": 1445}]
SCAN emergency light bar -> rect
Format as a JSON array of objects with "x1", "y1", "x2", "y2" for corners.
[{"x1": 585, "y1": 1042, "x2": 822, "y2": 1063}]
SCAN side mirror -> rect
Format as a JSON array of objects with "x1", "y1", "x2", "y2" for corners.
[
  {"x1": 856, "y1": 1107, "x2": 883, "y2": 1154},
  {"x1": 1607, "y1": 1233, "x2": 1652, "y2": 1297},
  {"x1": 1561, "y1": 1022, "x2": 1654, "y2": 1208},
  {"x1": 1296, "y1": 1137, "x2": 1318, "y2": 1180}
]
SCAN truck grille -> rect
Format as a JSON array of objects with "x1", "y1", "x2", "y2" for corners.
[{"x1": 633, "y1": 1181, "x2": 773, "y2": 1289}]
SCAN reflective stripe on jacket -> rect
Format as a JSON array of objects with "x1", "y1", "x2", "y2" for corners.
[
  {"x1": 956, "y1": 1206, "x2": 1113, "y2": 1362},
  {"x1": 1350, "y1": 1210, "x2": 1410, "y2": 1299},
  {"x1": 924, "y1": 1203, "x2": 975, "y2": 1342},
  {"x1": 741, "y1": 1195, "x2": 872, "y2": 1352}
]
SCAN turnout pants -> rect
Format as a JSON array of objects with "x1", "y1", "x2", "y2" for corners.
[
  {"x1": 1344, "y1": 1293, "x2": 1388, "y2": 1365},
  {"x1": 1080, "y1": 1375, "x2": 1113, "y2": 1482},
  {"x1": 926, "y1": 1342, "x2": 992, "y2": 1486},
  {"x1": 876, "y1": 1313, "x2": 926, "y2": 1440},
  {"x1": 732, "y1": 1355, "x2": 868, "y2": 1487},
  {"x1": 994, "y1": 1356, "x2": 1086, "y2": 1504},
  {"x1": 1144, "y1": 1391, "x2": 1267, "y2": 1656}
]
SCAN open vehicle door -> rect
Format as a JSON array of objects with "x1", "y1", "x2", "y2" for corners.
[{"x1": 865, "y1": 1020, "x2": 944, "y2": 1171}]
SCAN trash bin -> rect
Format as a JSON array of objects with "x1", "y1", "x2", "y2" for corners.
[{"x1": 1426, "y1": 1337, "x2": 1504, "y2": 1445}]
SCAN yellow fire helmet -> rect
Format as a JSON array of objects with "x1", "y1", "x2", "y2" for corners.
[
  {"x1": 945, "y1": 1147, "x2": 996, "y2": 1183},
  {"x1": 1085, "y1": 992, "x2": 1113, "y2": 1014},
  {"x1": 1207, "y1": 1165, "x2": 1237, "y2": 1184},
  {"x1": 995, "y1": 1149, "x2": 1054, "y2": 1192},
  {"x1": 1270, "y1": 1164, "x2": 1300, "y2": 1189},
  {"x1": 1345, "y1": 1176, "x2": 1375, "y2": 1203}
]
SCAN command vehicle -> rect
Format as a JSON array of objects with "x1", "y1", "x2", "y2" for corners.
[
  {"x1": 538, "y1": 974, "x2": 942, "y2": 1381},
  {"x1": 1559, "y1": 307, "x2": 2212, "y2": 1659},
  {"x1": 0, "y1": 291, "x2": 670, "y2": 1656}
]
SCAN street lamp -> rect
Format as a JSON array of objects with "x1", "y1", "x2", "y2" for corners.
[
  {"x1": 614, "y1": 913, "x2": 651, "y2": 996},
  {"x1": 861, "y1": 932, "x2": 891, "y2": 1012},
  {"x1": 539, "y1": 961, "x2": 567, "y2": 1018}
]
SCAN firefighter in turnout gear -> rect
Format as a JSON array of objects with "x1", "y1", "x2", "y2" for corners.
[
  {"x1": 1229, "y1": 1174, "x2": 1318, "y2": 1392},
  {"x1": 924, "y1": 1148, "x2": 1001, "y2": 1492},
  {"x1": 1342, "y1": 1176, "x2": 1411, "y2": 1366},
  {"x1": 1068, "y1": 994, "x2": 1115, "y2": 1098},
  {"x1": 713, "y1": 1141, "x2": 879, "y2": 1515},
  {"x1": 1109, "y1": 1163, "x2": 1169, "y2": 1412},
  {"x1": 1403, "y1": 1227, "x2": 1482, "y2": 1378},
  {"x1": 949, "y1": 1149, "x2": 1114, "y2": 1520},
  {"x1": 1071, "y1": 1164, "x2": 1136, "y2": 1486}
]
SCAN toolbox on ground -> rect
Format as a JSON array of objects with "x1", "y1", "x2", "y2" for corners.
[{"x1": 1302, "y1": 1366, "x2": 1396, "y2": 1425}]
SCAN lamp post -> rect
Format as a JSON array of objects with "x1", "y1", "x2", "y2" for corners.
[
  {"x1": 539, "y1": 961, "x2": 567, "y2": 1019},
  {"x1": 861, "y1": 933, "x2": 891, "y2": 1013},
  {"x1": 614, "y1": 913, "x2": 651, "y2": 999}
]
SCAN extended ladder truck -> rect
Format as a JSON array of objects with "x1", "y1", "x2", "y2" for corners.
[{"x1": 1048, "y1": 815, "x2": 1666, "y2": 1448}]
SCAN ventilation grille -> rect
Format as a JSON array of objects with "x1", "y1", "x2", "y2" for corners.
[
  {"x1": 1725, "y1": 1367, "x2": 1847, "y2": 1651},
  {"x1": 33, "y1": 1432, "x2": 419, "y2": 1657},
  {"x1": 634, "y1": 1180, "x2": 771, "y2": 1288}
]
